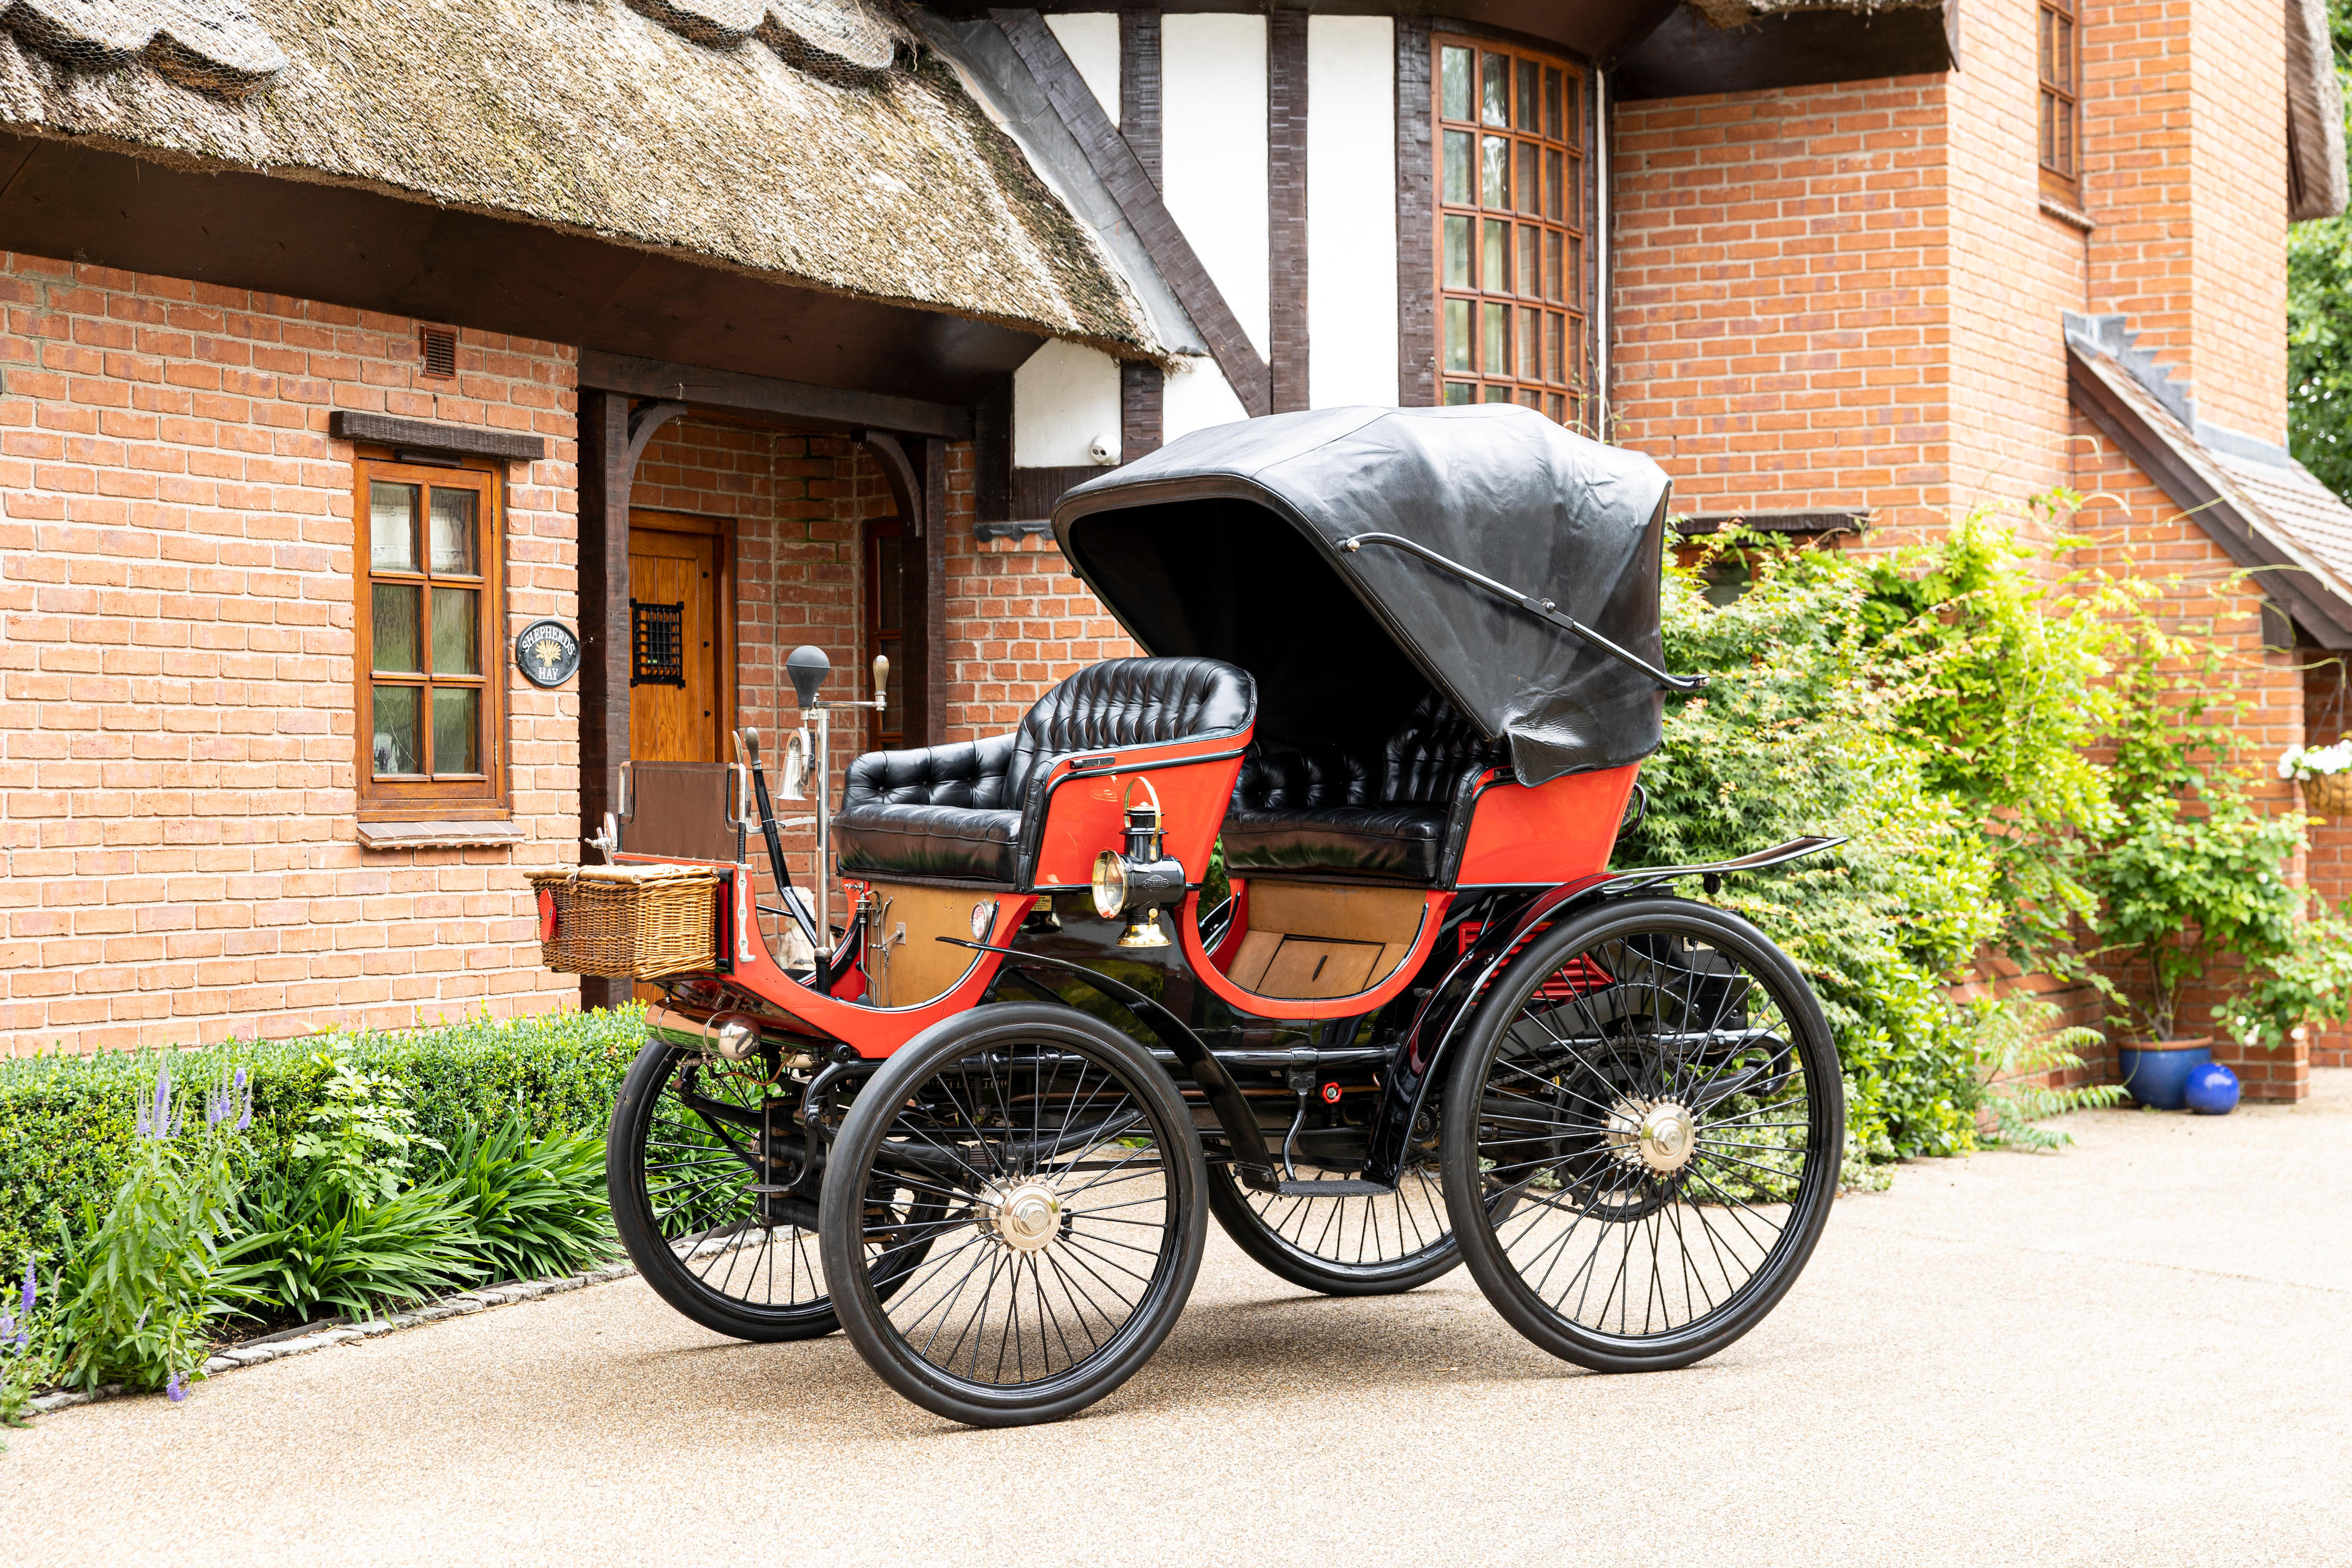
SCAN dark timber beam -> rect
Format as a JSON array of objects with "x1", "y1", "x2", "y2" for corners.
[
  {"x1": 579, "y1": 351, "x2": 975, "y2": 442},
  {"x1": 993, "y1": 8, "x2": 1272, "y2": 416},
  {"x1": 920, "y1": 438, "x2": 950, "y2": 746},
  {"x1": 1267, "y1": 10, "x2": 1310, "y2": 414},
  {"x1": 577, "y1": 389, "x2": 634, "y2": 1013},
  {"x1": 1394, "y1": 16, "x2": 1436, "y2": 407},
  {"x1": 1119, "y1": 9, "x2": 1167, "y2": 456}
]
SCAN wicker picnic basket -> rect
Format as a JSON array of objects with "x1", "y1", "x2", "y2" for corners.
[
  {"x1": 526, "y1": 863, "x2": 722, "y2": 979},
  {"x1": 2306, "y1": 771, "x2": 2352, "y2": 817}
]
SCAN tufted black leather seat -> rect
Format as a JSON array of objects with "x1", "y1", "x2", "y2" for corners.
[
  {"x1": 832, "y1": 657, "x2": 1257, "y2": 885},
  {"x1": 1220, "y1": 695, "x2": 1501, "y2": 883}
]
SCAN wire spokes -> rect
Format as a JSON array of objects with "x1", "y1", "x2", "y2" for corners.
[
  {"x1": 860, "y1": 1043, "x2": 1179, "y2": 1389},
  {"x1": 642, "y1": 1054, "x2": 841, "y2": 1312},
  {"x1": 1472, "y1": 928, "x2": 1820, "y2": 1341}
]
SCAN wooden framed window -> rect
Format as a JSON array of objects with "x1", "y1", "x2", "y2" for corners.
[
  {"x1": 1432, "y1": 36, "x2": 1591, "y2": 428},
  {"x1": 2038, "y1": 0, "x2": 2081, "y2": 201},
  {"x1": 354, "y1": 458, "x2": 506, "y2": 818}
]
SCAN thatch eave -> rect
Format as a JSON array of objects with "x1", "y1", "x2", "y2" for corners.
[{"x1": 0, "y1": 0, "x2": 1163, "y2": 359}]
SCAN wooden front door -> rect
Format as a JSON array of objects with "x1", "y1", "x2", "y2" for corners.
[{"x1": 628, "y1": 511, "x2": 729, "y2": 764}]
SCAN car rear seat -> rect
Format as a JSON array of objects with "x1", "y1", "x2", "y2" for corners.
[{"x1": 1220, "y1": 695, "x2": 1500, "y2": 883}]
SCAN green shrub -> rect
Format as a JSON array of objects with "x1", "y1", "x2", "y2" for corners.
[
  {"x1": 1629, "y1": 533, "x2": 2004, "y2": 1160},
  {"x1": 0, "y1": 1007, "x2": 646, "y2": 1291},
  {"x1": 429, "y1": 1117, "x2": 616, "y2": 1284},
  {"x1": 221, "y1": 1058, "x2": 486, "y2": 1321},
  {"x1": 226, "y1": 1177, "x2": 482, "y2": 1323}
]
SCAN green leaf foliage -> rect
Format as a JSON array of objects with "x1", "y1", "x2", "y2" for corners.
[
  {"x1": 2287, "y1": 9, "x2": 2352, "y2": 494},
  {"x1": 427, "y1": 1116, "x2": 617, "y2": 1285},
  {"x1": 1626, "y1": 537, "x2": 2005, "y2": 1160},
  {"x1": 56, "y1": 1124, "x2": 246, "y2": 1393},
  {"x1": 223, "y1": 1175, "x2": 484, "y2": 1324},
  {"x1": 2081, "y1": 651, "x2": 2311, "y2": 1040},
  {"x1": 0, "y1": 1007, "x2": 645, "y2": 1297}
]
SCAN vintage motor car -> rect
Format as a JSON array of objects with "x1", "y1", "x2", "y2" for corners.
[{"x1": 534, "y1": 404, "x2": 1845, "y2": 1428}]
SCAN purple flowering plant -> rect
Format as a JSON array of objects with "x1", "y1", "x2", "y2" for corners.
[
  {"x1": 1, "y1": 1257, "x2": 57, "y2": 1442},
  {"x1": 53, "y1": 1059, "x2": 255, "y2": 1400}
]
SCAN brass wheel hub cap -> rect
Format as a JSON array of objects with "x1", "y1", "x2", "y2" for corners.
[
  {"x1": 1604, "y1": 1098, "x2": 1698, "y2": 1175},
  {"x1": 980, "y1": 1181, "x2": 1063, "y2": 1253}
]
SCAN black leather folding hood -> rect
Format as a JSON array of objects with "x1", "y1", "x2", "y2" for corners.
[{"x1": 1052, "y1": 405, "x2": 1671, "y2": 785}]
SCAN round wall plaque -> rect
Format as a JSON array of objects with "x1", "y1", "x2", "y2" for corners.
[{"x1": 514, "y1": 618, "x2": 581, "y2": 688}]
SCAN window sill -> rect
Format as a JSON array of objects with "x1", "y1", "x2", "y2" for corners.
[
  {"x1": 2038, "y1": 197, "x2": 2095, "y2": 232},
  {"x1": 356, "y1": 819, "x2": 526, "y2": 852}
]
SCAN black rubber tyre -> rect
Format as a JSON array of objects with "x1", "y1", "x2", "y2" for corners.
[
  {"x1": 1205, "y1": 1156, "x2": 1458, "y2": 1296},
  {"x1": 820, "y1": 1003, "x2": 1207, "y2": 1428},
  {"x1": 609, "y1": 1039, "x2": 934, "y2": 1344},
  {"x1": 1440, "y1": 896, "x2": 1842, "y2": 1372}
]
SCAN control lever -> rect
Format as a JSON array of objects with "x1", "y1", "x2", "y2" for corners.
[
  {"x1": 736, "y1": 728, "x2": 822, "y2": 954},
  {"x1": 584, "y1": 811, "x2": 619, "y2": 865}
]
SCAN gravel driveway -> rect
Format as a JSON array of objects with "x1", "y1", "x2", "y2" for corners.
[{"x1": 9, "y1": 1072, "x2": 2347, "y2": 1567}]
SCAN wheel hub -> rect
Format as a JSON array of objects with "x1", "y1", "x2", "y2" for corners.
[
  {"x1": 1603, "y1": 1097, "x2": 1698, "y2": 1176},
  {"x1": 978, "y1": 1181, "x2": 1063, "y2": 1253}
]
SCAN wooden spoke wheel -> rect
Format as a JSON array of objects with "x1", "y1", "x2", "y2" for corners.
[
  {"x1": 1440, "y1": 897, "x2": 1842, "y2": 1371},
  {"x1": 819, "y1": 1004, "x2": 1206, "y2": 1428}
]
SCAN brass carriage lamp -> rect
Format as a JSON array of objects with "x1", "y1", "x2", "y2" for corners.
[{"x1": 1091, "y1": 779, "x2": 1186, "y2": 947}]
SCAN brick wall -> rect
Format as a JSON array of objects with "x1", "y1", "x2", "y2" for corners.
[
  {"x1": 1945, "y1": 1, "x2": 2090, "y2": 517},
  {"x1": 0, "y1": 253, "x2": 578, "y2": 1055},
  {"x1": 2185, "y1": 0, "x2": 2288, "y2": 439},
  {"x1": 2081, "y1": 0, "x2": 2195, "y2": 366},
  {"x1": 937, "y1": 448, "x2": 1140, "y2": 743},
  {"x1": 1610, "y1": 76, "x2": 1952, "y2": 540},
  {"x1": 2080, "y1": 0, "x2": 2287, "y2": 439},
  {"x1": 2068, "y1": 421, "x2": 2311, "y2": 1098}
]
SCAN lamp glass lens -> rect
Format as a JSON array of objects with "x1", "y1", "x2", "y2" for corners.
[{"x1": 1091, "y1": 852, "x2": 1128, "y2": 918}]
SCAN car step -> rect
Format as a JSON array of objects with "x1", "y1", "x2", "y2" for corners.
[{"x1": 1274, "y1": 1178, "x2": 1395, "y2": 1197}]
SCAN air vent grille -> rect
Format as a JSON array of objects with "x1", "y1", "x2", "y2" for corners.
[{"x1": 420, "y1": 328, "x2": 457, "y2": 378}]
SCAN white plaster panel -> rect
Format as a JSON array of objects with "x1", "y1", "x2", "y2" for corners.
[
  {"x1": 1045, "y1": 13, "x2": 1120, "y2": 125},
  {"x1": 1014, "y1": 340, "x2": 1123, "y2": 468},
  {"x1": 1307, "y1": 15, "x2": 1399, "y2": 408},
  {"x1": 1162, "y1": 354, "x2": 1251, "y2": 442},
  {"x1": 1161, "y1": 13, "x2": 1270, "y2": 358}
]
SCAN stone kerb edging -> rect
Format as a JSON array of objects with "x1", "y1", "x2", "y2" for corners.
[{"x1": 24, "y1": 1260, "x2": 640, "y2": 1417}]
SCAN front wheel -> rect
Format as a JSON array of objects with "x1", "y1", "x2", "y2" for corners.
[
  {"x1": 1440, "y1": 897, "x2": 1843, "y2": 1372},
  {"x1": 820, "y1": 1003, "x2": 1208, "y2": 1427}
]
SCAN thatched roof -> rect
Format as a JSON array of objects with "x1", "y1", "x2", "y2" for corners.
[{"x1": 0, "y1": 0, "x2": 1160, "y2": 355}]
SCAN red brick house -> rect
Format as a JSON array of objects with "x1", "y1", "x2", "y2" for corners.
[{"x1": 2, "y1": 0, "x2": 2347, "y2": 1094}]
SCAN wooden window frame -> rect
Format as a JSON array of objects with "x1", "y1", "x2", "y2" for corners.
[
  {"x1": 2038, "y1": 0, "x2": 2081, "y2": 203},
  {"x1": 1430, "y1": 34, "x2": 1594, "y2": 430},
  {"x1": 353, "y1": 454, "x2": 509, "y2": 822}
]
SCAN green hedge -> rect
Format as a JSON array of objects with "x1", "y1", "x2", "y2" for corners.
[{"x1": 0, "y1": 1007, "x2": 648, "y2": 1275}]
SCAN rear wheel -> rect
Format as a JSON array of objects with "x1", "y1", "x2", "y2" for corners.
[
  {"x1": 821, "y1": 1004, "x2": 1207, "y2": 1427},
  {"x1": 1205, "y1": 1138, "x2": 1457, "y2": 1296},
  {"x1": 608, "y1": 1040, "x2": 935, "y2": 1343},
  {"x1": 1440, "y1": 897, "x2": 1842, "y2": 1371}
]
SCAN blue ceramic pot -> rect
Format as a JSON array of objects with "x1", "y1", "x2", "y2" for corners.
[
  {"x1": 2183, "y1": 1061, "x2": 2240, "y2": 1116},
  {"x1": 2117, "y1": 1040, "x2": 2212, "y2": 1111}
]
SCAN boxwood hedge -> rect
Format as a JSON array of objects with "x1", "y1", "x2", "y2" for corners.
[{"x1": 0, "y1": 1007, "x2": 648, "y2": 1276}]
